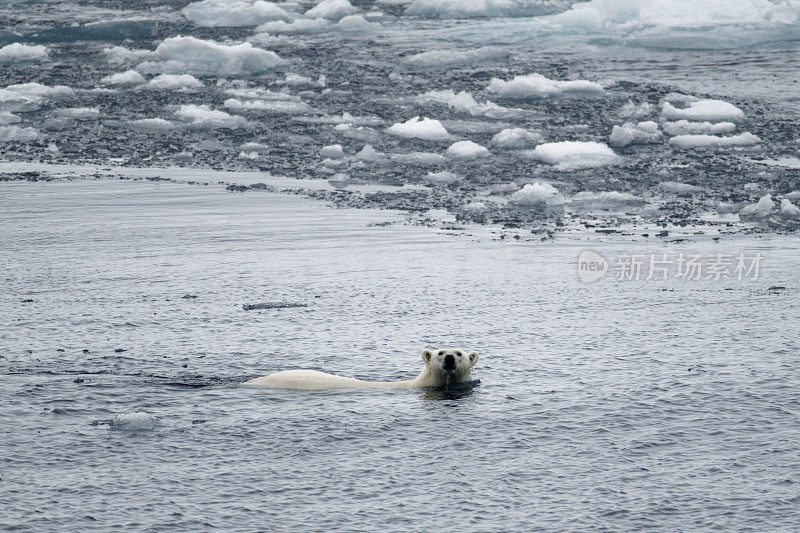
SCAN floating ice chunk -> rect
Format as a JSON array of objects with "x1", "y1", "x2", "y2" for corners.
[
  {"x1": 488, "y1": 73, "x2": 603, "y2": 98},
  {"x1": 658, "y1": 181, "x2": 704, "y2": 195},
  {"x1": 110, "y1": 412, "x2": 157, "y2": 431},
  {"x1": 0, "y1": 43, "x2": 48, "y2": 63},
  {"x1": 510, "y1": 181, "x2": 564, "y2": 206},
  {"x1": 390, "y1": 152, "x2": 448, "y2": 166},
  {"x1": 402, "y1": 47, "x2": 507, "y2": 69},
  {"x1": 238, "y1": 150, "x2": 260, "y2": 159},
  {"x1": 306, "y1": 0, "x2": 359, "y2": 20},
  {"x1": 0, "y1": 111, "x2": 21, "y2": 125},
  {"x1": 320, "y1": 144, "x2": 345, "y2": 158},
  {"x1": 102, "y1": 70, "x2": 145, "y2": 85},
  {"x1": 386, "y1": 116, "x2": 453, "y2": 141},
  {"x1": 661, "y1": 120, "x2": 736, "y2": 136},
  {"x1": 147, "y1": 74, "x2": 204, "y2": 90},
  {"x1": 464, "y1": 200, "x2": 488, "y2": 211},
  {"x1": 139, "y1": 36, "x2": 285, "y2": 76},
  {"x1": 0, "y1": 83, "x2": 74, "y2": 111},
  {"x1": 356, "y1": 144, "x2": 384, "y2": 162},
  {"x1": 669, "y1": 132, "x2": 760, "y2": 149},
  {"x1": 780, "y1": 199, "x2": 800, "y2": 218},
  {"x1": 174, "y1": 104, "x2": 248, "y2": 128},
  {"x1": 739, "y1": 193, "x2": 774, "y2": 218},
  {"x1": 425, "y1": 170, "x2": 460, "y2": 184},
  {"x1": 661, "y1": 99, "x2": 745, "y2": 122},
  {"x1": 490, "y1": 128, "x2": 544, "y2": 148},
  {"x1": 446, "y1": 140, "x2": 491, "y2": 159},
  {"x1": 0, "y1": 125, "x2": 40, "y2": 141},
  {"x1": 609, "y1": 121, "x2": 662, "y2": 147},
  {"x1": 531, "y1": 141, "x2": 621, "y2": 169},
  {"x1": 283, "y1": 73, "x2": 313, "y2": 85},
  {"x1": 569, "y1": 190, "x2": 646, "y2": 208},
  {"x1": 129, "y1": 118, "x2": 175, "y2": 130},
  {"x1": 255, "y1": 17, "x2": 330, "y2": 32},
  {"x1": 334, "y1": 14, "x2": 382, "y2": 32},
  {"x1": 56, "y1": 107, "x2": 100, "y2": 119},
  {"x1": 489, "y1": 182, "x2": 519, "y2": 194},
  {"x1": 617, "y1": 100, "x2": 651, "y2": 119},
  {"x1": 407, "y1": 0, "x2": 551, "y2": 18},
  {"x1": 103, "y1": 46, "x2": 154, "y2": 64},
  {"x1": 416, "y1": 90, "x2": 508, "y2": 117},
  {"x1": 181, "y1": 0, "x2": 290, "y2": 27},
  {"x1": 786, "y1": 190, "x2": 800, "y2": 201},
  {"x1": 224, "y1": 97, "x2": 310, "y2": 114}
]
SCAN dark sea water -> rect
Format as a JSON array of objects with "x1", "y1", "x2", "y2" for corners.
[{"x1": 2, "y1": 0, "x2": 800, "y2": 530}]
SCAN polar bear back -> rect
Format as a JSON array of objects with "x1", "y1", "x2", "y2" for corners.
[{"x1": 244, "y1": 369, "x2": 411, "y2": 391}]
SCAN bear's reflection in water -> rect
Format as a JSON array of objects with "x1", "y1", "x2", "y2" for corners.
[{"x1": 421, "y1": 379, "x2": 480, "y2": 400}]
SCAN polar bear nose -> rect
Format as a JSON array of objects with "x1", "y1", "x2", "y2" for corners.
[{"x1": 443, "y1": 353, "x2": 456, "y2": 372}]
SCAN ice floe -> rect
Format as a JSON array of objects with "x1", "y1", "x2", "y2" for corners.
[
  {"x1": 491, "y1": 127, "x2": 543, "y2": 148},
  {"x1": 661, "y1": 120, "x2": 736, "y2": 136},
  {"x1": 101, "y1": 70, "x2": 145, "y2": 85},
  {"x1": 306, "y1": 0, "x2": 359, "y2": 20},
  {"x1": 425, "y1": 170, "x2": 461, "y2": 184},
  {"x1": 128, "y1": 118, "x2": 176, "y2": 130},
  {"x1": 569, "y1": 190, "x2": 646, "y2": 208},
  {"x1": 0, "y1": 125, "x2": 40, "y2": 141},
  {"x1": 657, "y1": 181, "x2": 704, "y2": 195},
  {"x1": 406, "y1": 0, "x2": 554, "y2": 18},
  {"x1": 531, "y1": 141, "x2": 621, "y2": 169},
  {"x1": 415, "y1": 89, "x2": 510, "y2": 118},
  {"x1": 0, "y1": 111, "x2": 21, "y2": 125},
  {"x1": 386, "y1": 116, "x2": 453, "y2": 141},
  {"x1": 320, "y1": 144, "x2": 345, "y2": 158},
  {"x1": 510, "y1": 181, "x2": 565, "y2": 206},
  {"x1": 402, "y1": 47, "x2": 507, "y2": 69},
  {"x1": 669, "y1": 132, "x2": 760, "y2": 149},
  {"x1": 55, "y1": 107, "x2": 101, "y2": 119},
  {"x1": 446, "y1": 140, "x2": 491, "y2": 159},
  {"x1": 780, "y1": 199, "x2": 800, "y2": 218},
  {"x1": 0, "y1": 43, "x2": 48, "y2": 63},
  {"x1": 146, "y1": 74, "x2": 204, "y2": 90},
  {"x1": 488, "y1": 73, "x2": 604, "y2": 98},
  {"x1": 174, "y1": 104, "x2": 249, "y2": 128},
  {"x1": 103, "y1": 46, "x2": 153, "y2": 64},
  {"x1": 739, "y1": 193, "x2": 774, "y2": 219},
  {"x1": 390, "y1": 151, "x2": 448, "y2": 166},
  {"x1": 0, "y1": 83, "x2": 74, "y2": 111},
  {"x1": 356, "y1": 144, "x2": 384, "y2": 162},
  {"x1": 256, "y1": 17, "x2": 330, "y2": 33},
  {"x1": 608, "y1": 121, "x2": 662, "y2": 147},
  {"x1": 661, "y1": 99, "x2": 745, "y2": 122},
  {"x1": 138, "y1": 36, "x2": 285, "y2": 76},
  {"x1": 110, "y1": 412, "x2": 157, "y2": 431},
  {"x1": 181, "y1": 0, "x2": 290, "y2": 27},
  {"x1": 617, "y1": 100, "x2": 652, "y2": 119},
  {"x1": 224, "y1": 97, "x2": 311, "y2": 114}
]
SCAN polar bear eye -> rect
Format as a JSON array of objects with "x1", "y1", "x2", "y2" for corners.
[
  {"x1": 438, "y1": 350, "x2": 444, "y2": 356},
  {"x1": 456, "y1": 351, "x2": 462, "y2": 357}
]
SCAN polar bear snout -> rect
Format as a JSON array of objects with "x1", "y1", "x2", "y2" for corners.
[{"x1": 442, "y1": 353, "x2": 457, "y2": 372}]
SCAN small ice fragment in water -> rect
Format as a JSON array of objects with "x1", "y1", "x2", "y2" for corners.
[
  {"x1": 780, "y1": 199, "x2": 800, "y2": 218},
  {"x1": 129, "y1": 118, "x2": 175, "y2": 130},
  {"x1": 662, "y1": 120, "x2": 736, "y2": 136},
  {"x1": 658, "y1": 181, "x2": 704, "y2": 195},
  {"x1": 320, "y1": 144, "x2": 345, "y2": 159},
  {"x1": 174, "y1": 104, "x2": 248, "y2": 129},
  {"x1": 491, "y1": 127, "x2": 543, "y2": 148},
  {"x1": 668, "y1": 132, "x2": 760, "y2": 149},
  {"x1": 739, "y1": 194, "x2": 775, "y2": 219},
  {"x1": 306, "y1": 0, "x2": 359, "y2": 20},
  {"x1": 181, "y1": 0, "x2": 290, "y2": 27},
  {"x1": 446, "y1": 140, "x2": 491, "y2": 159},
  {"x1": 608, "y1": 121, "x2": 662, "y2": 147},
  {"x1": 425, "y1": 170, "x2": 460, "y2": 184},
  {"x1": 661, "y1": 99, "x2": 745, "y2": 122},
  {"x1": 385, "y1": 116, "x2": 453, "y2": 141},
  {"x1": 146, "y1": 74, "x2": 203, "y2": 90},
  {"x1": 510, "y1": 182, "x2": 564, "y2": 206},
  {"x1": 356, "y1": 144, "x2": 383, "y2": 162},
  {"x1": 101, "y1": 70, "x2": 145, "y2": 85},
  {"x1": 531, "y1": 141, "x2": 621, "y2": 169},
  {"x1": 487, "y1": 73, "x2": 603, "y2": 98},
  {"x1": 0, "y1": 43, "x2": 49, "y2": 63}
]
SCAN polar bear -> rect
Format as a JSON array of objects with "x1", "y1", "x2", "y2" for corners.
[{"x1": 243, "y1": 349, "x2": 479, "y2": 390}]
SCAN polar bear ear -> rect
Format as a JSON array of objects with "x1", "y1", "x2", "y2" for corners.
[
  {"x1": 468, "y1": 352, "x2": 479, "y2": 366},
  {"x1": 422, "y1": 350, "x2": 433, "y2": 363}
]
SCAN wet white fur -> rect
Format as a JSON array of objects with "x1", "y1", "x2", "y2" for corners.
[{"x1": 243, "y1": 349, "x2": 479, "y2": 391}]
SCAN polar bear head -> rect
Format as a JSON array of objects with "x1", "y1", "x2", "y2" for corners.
[{"x1": 421, "y1": 349, "x2": 479, "y2": 386}]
